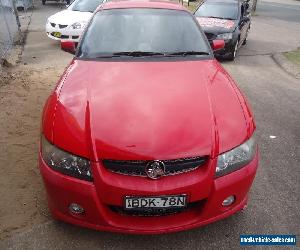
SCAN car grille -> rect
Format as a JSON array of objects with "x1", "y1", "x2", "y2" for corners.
[
  {"x1": 205, "y1": 32, "x2": 216, "y2": 41},
  {"x1": 58, "y1": 24, "x2": 68, "y2": 29},
  {"x1": 109, "y1": 200, "x2": 205, "y2": 217},
  {"x1": 50, "y1": 22, "x2": 56, "y2": 28},
  {"x1": 102, "y1": 156, "x2": 208, "y2": 177}
]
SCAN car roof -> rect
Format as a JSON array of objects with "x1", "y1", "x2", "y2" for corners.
[{"x1": 96, "y1": 0, "x2": 187, "y2": 12}]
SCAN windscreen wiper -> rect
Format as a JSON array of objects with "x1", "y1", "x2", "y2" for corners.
[
  {"x1": 165, "y1": 51, "x2": 209, "y2": 57},
  {"x1": 205, "y1": 16, "x2": 235, "y2": 20},
  {"x1": 93, "y1": 51, "x2": 208, "y2": 59},
  {"x1": 112, "y1": 51, "x2": 165, "y2": 57},
  {"x1": 94, "y1": 51, "x2": 165, "y2": 58}
]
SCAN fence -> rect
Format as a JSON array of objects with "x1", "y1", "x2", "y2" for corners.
[
  {"x1": 16, "y1": 0, "x2": 33, "y2": 11},
  {"x1": 0, "y1": 0, "x2": 21, "y2": 62}
]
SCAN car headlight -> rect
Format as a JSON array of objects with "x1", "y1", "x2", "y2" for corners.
[
  {"x1": 216, "y1": 134, "x2": 257, "y2": 177},
  {"x1": 216, "y1": 33, "x2": 233, "y2": 40},
  {"x1": 70, "y1": 22, "x2": 85, "y2": 29},
  {"x1": 41, "y1": 135, "x2": 93, "y2": 181}
]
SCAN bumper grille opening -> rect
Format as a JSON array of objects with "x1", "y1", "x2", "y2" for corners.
[
  {"x1": 205, "y1": 32, "x2": 216, "y2": 41},
  {"x1": 109, "y1": 200, "x2": 206, "y2": 217},
  {"x1": 102, "y1": 156, "x2": 208, "y2": 177},
  {"x1": 59, "y1": 24, "x2": 68, "y2": 29}
]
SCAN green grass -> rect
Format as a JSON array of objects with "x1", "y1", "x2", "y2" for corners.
[
  {"x1": 184, "y1": 1, "x2": 200, "y2": 13},
  {"x1": 180, "y1": 0, "x2": 202, "y2": 13},
  {"x1": 284, "y1": 48, "x2": 300, "y2": 66}
]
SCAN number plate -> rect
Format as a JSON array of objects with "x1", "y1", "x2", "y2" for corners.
[
  {"x1": 53, "y1": 32, "x2": 61, "y2": 38},
  {"x1": 124, "y1": 195, "x2": 187, "y2": 210}
]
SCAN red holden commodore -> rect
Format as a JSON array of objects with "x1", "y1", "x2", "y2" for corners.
[{"x1": 40, "y1": 0, "x2": 258, "y2": 234}]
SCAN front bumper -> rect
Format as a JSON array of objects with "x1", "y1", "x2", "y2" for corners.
[
  {"x1": 213, "y1": 39, "x2": 236, "y2": 57},
  {"x1": 39, "y1": 151, "x2": 258, "y2": 234},
  {"x1": 45, "y1": 23, "x2": 82, "y2": 42}
]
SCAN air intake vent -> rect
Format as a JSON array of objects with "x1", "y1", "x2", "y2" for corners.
[{"x1": 102, "y1": 156, "x2": 208, "y2": 177}]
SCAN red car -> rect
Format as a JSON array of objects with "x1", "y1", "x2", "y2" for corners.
[{"x1": 40, "y1": 0, "x2": 258, "y2": 234}]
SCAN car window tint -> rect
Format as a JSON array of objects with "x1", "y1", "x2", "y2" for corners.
[
  {"x1": 195, "y1": 2, "x2": 238, "y2": 20},
  {"x1": 79, "y1": 8, "x2": 210, "y2": 58},
  {"x1": 69, "y1": 0, "x2": 104, "y2": 12}
]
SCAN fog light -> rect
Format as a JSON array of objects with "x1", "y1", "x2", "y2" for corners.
[
  {"x1": 222, "y1": 196, "x2": 235, "y2": 206},
  {"x1": 69, "y1": 203, "x2": 84, "y2": 214}
]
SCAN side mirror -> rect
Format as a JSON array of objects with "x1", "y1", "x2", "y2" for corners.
[
  {"x1": 61, "y1": 41, "x2": 76, "y2": 54},
  {"x1": 212, "y1": 40, "x2": 225, "y2": 51}
]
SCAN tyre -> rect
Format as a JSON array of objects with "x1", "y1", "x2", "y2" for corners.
[{"x1": 227, "y1": 40, "x2": 238, "y2": 61}]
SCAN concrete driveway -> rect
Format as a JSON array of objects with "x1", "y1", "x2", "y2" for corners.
[{"x1": 0, "y1": 0, "x2": 299, "y2": 249}]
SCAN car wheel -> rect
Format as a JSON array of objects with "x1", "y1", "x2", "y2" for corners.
[{"x1": 228, "y1": 40, "x2": 238, "y2": 61}]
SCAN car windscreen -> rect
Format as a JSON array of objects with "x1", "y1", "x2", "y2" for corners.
[
  {"x1": 195, "y1": 2, "x2": 238, "y2": 20},
  {"x1": 78, "y1": 8, "x2": 211, "y2": 59},
  {"x1": 68, "y1": 0, "x2": 104, "y2": 12}
]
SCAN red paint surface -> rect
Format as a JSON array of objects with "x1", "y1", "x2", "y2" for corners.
[
  {"x1": 43, "y1": 59, "x2": 253, "y2": 160},
  {"x1": 39, "y1": 151, "x2": 258, "y2": 234},
  {"x1": 40, "y1": 0, "x2": 258, "y2": 234}
]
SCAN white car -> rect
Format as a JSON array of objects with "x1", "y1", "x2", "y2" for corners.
[{"x1": 46, "y1": 0, "x2": 106, "y2": 42}]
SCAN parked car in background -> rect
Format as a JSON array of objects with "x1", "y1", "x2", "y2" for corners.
[
  {"x1": 40, "y1": 0, "x2": 258, "y2": 234},
  {"x1": 194, "y1": 0, "x2": 251, "y2": 60},
  {"x1": 45, "y1": 0, "x2": 106, "y2": 42}
]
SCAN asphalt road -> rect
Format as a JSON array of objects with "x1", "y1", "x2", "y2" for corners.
[
  {"x1": 257, "y1": 0, "x2": 300, "y2": 23},
  {"x1": 1, "y1": 0, "x2": 299, "y2": 249}
]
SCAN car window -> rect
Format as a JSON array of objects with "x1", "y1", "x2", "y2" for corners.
[
  {"x1": 68, "y1": 0, "x2": 104, "y2": 12},
  {"x1": 78, "y1": 8, "x2": 211, "y2": 59},
  {"x1": 195, "y1": 2, "x2": 238, "y2": 20}
]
